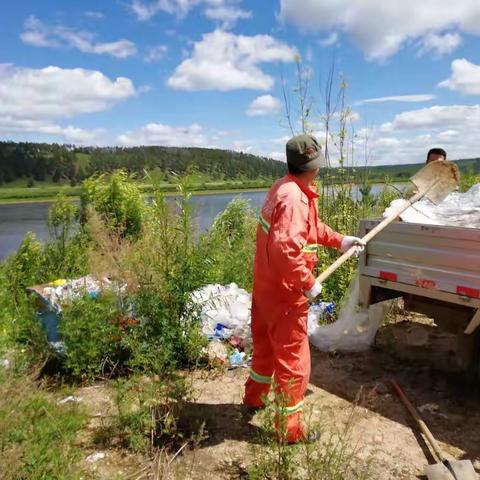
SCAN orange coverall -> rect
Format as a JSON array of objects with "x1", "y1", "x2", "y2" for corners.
[{"x1": 244, "y1": 174, "x2": 344, "y2": 443}]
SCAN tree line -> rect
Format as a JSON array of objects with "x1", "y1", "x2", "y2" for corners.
[
  {"x1": 0, "y1": 142, "x2": 287, "y2": 185},
  {"x1": 1, "y1": 141, "x2": 478, "y2": 187}
]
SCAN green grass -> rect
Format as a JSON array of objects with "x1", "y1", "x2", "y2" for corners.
[
  {"x1": 0, "y1": 179, "x2": 271, "y2": 204},
  {"x1": 0, "y1": 368, "x2": 90, "y2": 480},
  {"x1": 0, "y1": 185, "x2": 82, "y2": 203}
]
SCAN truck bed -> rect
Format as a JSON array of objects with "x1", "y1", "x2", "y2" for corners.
[{"x1": 358, "y1": 220, "x2": 480, "y2": 309}]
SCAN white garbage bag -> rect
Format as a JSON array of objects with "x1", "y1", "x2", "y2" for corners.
[
  {"x1": 308, "y1": 275, "x2": 392, "y2": 352},
  {"x1": 383, "y1": 184, "x2": 480, "y2": 228},
  {"x1": 189, "y1": 283, "x2": 252, "y2": 343}
]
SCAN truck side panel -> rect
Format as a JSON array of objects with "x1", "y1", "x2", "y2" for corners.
[{"x1": 359, "y1": 220, "x2": 480, "y2": 299}]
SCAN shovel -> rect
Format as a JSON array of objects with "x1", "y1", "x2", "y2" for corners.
[
  {"x1": 314, "y1": 160, "x2": 460, "y2": 286},
  {"x1": 390, "y1": 379, "x2": 476, "y2": 480}
]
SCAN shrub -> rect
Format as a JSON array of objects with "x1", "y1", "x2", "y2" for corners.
[
  {"x1": 81, "y1": 170, "x2": 145, "y2": 238},
  {"x1": 44, "y1": 193, "x2": 89, "y2": 279},
  {"x1": 0, "y1": 234, "x2": 53, "y2": 365},
  {"x1": 95, "y1": 373, "x2": 191, "y2": 453},
  {"x1": 124, "y1": 288, "x2": 206, "y2": 373},
  {"x1": 460, "y1": 165, "x2": 480, "y2": 192},
  {"x1": 59, "y1": 292, "x2": 130, "y2": 379},
  {"x1": 3, "y1": 232, "x2": 45, "y2": 299},
  {"x1": 248, "y1": 394, "x2": 372, "y2": 480},
  {"x1": 200, "y1": 198, "x2": 257, "y2": 290}
]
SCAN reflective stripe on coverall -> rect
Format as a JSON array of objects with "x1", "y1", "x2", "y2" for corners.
[{"x1": 244, "y1": 174, "x2": 344, "y2": 443}]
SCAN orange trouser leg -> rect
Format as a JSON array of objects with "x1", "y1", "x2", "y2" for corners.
[
  {"x1": 244, "y1": 298, "x2": 274, "y2": 408},
  {"x1": 270, "y1": 301, "x2": 311, "y2": 443}
]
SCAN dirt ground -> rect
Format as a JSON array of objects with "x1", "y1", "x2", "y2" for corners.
[{"x1": 76, "y1": 314, "x2": 480, "y2": 480}]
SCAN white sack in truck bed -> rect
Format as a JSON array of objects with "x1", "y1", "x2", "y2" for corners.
[{"x1": 383, "y1": 184, "x2": 480, "y2": 228}]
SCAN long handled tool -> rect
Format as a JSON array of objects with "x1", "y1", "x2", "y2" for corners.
[
  {"x1": 391, "y1": 379, "x2": 476, "y2": 480},
  {"x1": 315, "y1": 160, "x2": 460, "y2": 285}
]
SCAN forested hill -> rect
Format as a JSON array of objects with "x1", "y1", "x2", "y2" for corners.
[
  {"x1": 1, "y1": 141, "x2": 479, "y2": 186},
  {"x1": 0, "y1": 142, "x2": 287, "y2": 184}
]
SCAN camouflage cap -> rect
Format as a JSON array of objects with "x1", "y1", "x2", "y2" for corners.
[{"x1": 286, "y1": 134, "x2": 326, "y2": 172}]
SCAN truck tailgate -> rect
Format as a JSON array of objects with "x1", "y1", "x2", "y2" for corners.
[{"x1": 359, "y1": 220, "x2": 480, "y2": 299}]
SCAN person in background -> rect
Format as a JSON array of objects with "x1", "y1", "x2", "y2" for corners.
[
  {"x1": 426, "y1": 148, "x2": 447, "y2": 164},
  {"x1": 243, "y1": 134, "x2": 364, "y2": 444}
]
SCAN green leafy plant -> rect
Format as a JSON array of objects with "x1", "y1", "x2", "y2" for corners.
[
  {"x1": 81, "y1": 170, "x2": 146, "y2": 238},
  {"x1": 59, "y1": 292, "x2": 130, "y2": 380},
  {"x1": 95, "y1": 374, "x2": 191, "y2": 453},
  {"x1": 249, "y1": 394, "x2": 372, "y2": 480},
  {"x1": 200, "y1": 198, "x2": 257, "y2": 290}
]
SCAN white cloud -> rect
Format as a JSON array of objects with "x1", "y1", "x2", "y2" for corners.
[
  {"x1": 354, "y1": 104, "x2": 480, "y2": 165},
  {"x1": 117, "y1": 122, "x2": 270, "y2": 155},
  {"x1": 381, "y1": 104, "x2": 480, "y2": 131},
  {"x1": 247, "y1": 95, "x2": 282, "y2": 116},
  {"x1": 269, "y1": 151, "x2": 285, "y2": 161},
  {"x1": 356, "y1": 94, "x2": 436, "y2": 105},
  {"x1": 118, "y1": 122, "x2": 208, "y2": 147},
  {"x1": 131, "y1": 0, "x2": 251, "y2": 28},
  {"x1": 204, "y1": 5, "x2": 251, "y2": 29},
  {"x1": 418, "y1": 32, "x2": 462, "y2": 56},
  {"x1": 0, "y1": 65, "x2": 136, "y2": 145},
  {"x1": 145, "y1": 44, "x2": 168, "y2": 62},
  {"x1": 85, "y1": 11, "x2": 105, "y2": 19},
  {"x1": 319, "y1": 32, "x2": 338, "y2": 47},
  {"x1": 21, "y1": 15, "x2": 136, "y2": 58},
  {"x1": 279, "y1": 0, "x2": 480, "y2": 60},
  {"x1": 439, "y1": 58, "x2": 480, "y2": 95},
  {"x1": 168, "y1": 30, "x2": 296, "y2": 91},
  {"x1": 0, "y1": 65, "x2": 136, "y2": 120},
  {"x1": 131, "y1": 0, "x2": 192, "y2": 19},
  {"x1": 0, "y1": 118, "x2": 104, "y2": 145}
]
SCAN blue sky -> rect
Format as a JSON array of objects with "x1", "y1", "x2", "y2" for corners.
[{"x1": 2, "y1": 0, "x2": 480, "y2": 165}]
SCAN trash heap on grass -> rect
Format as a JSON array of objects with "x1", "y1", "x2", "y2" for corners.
[
  {"x1": 190, "y1": 282, "x2": 336, "y2": 365},
  {"x1": 27, "y1": 275, "x2": 124, "y2": 348},
  {"x1": 189, "y1": 283, "x2": 251, "y2": 367},
  {"x1": 190, "y1": 283, "x2": 252, "y2": 346},
  {"x1": 27, "y1": 275, "x2": 110, "y2": 313}
]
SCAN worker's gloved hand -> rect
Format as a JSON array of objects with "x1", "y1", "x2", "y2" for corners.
[
  {"x1": 305, "y1": 280, "x2": 322, "y2": 302},
  {"x1": 340, "y1": 236, "x2": 365, "y2": 256}
]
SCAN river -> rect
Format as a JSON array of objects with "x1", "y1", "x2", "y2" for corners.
[{"x1": 0, "y1": 183, "x2": 404, "y2": 260}]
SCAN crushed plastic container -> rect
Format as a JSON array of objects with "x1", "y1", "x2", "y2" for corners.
[{"x1": 229, "y1": 349, "x2": 246, "y2": 366}]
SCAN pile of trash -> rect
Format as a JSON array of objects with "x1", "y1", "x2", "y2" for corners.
[
  {"x1": 190, "y1": 283, "x2": 252, "y2": 347},
  {"x1": 27, "y1": 275, "x2": 115, "y2": 313},
  {"x1": 383, "y1": 184, "x2": 480, "y2": 228},
  {"x1": 27, "y1": 275, "x2": 126, "y2": 347},
  {"x1": 308, "y1": 275, "x2": 392, "y2": 352},
  {"x1": 189, "y1": 283, "x2": 251, "y2": 367},
  {"x1": 190, "y1": 283, "x2": 341, "y2": 363}
]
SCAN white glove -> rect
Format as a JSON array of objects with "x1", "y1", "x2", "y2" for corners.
[
  {"x1": 305, "y1": 280, "x2": 322, "y2": 302},
  {"x1": 340, "y1": 236, "x2": 365, "y2": 256}
]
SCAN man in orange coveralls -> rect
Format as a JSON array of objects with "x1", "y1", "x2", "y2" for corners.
[{"x1": 243, "y1": 134, "x2": 364, "y2": 444}]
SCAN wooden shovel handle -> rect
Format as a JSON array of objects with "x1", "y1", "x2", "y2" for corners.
[
  {"x1": 315, "y1": 190, "x2": 424, "y2": 284},
  {"x1": 390, "y1": 379, "x2": 445, "y2": 463}
]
